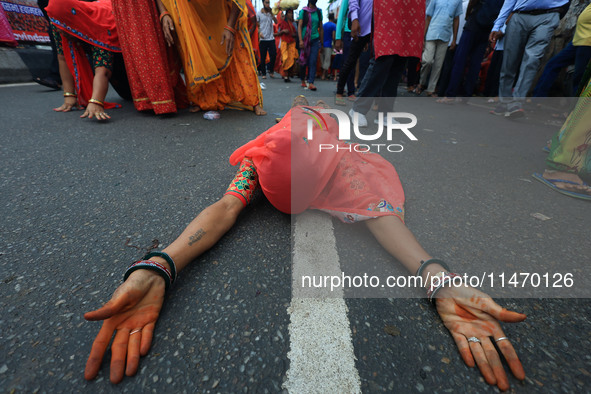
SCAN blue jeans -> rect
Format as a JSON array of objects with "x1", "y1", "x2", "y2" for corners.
[
  {"x1": 445, "y1": 28, "x2": 489, "y2": 97},
  {"x1": 300, "y1": 38, "x2": 320, "y2": 84}
]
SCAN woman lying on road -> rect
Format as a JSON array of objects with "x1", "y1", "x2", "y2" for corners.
[
  {"x1": 46, "y1": 0, "x2": 129, "y2": 121},
  {"x1": 83, "y1": 96, "x2": 526, "y2": 391}
]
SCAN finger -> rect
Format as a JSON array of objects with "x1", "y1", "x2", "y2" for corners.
[
  {"x1": 481, "y1": 337, "x2": 509, "y2": 391},
  {"x1": 469, "y1": 340, "x2": 497, "y2": 386},
  {"x1": 125, "y1": 330, "x2": 142, "y2": 376},
  {"x1": 53, "y1": 107, "x2": 63, "y2": 112},
  {"x1": 478, "y1": 299, "x2": 526, "y2": 322},
  {"x1": 84, "y1": 322, "x2": 115, "y2": 380},
  {"x1": 85, "y1": 292, "x2": 132, "y2": 321},
  {"x1": 110, "y1": 328, "x2": 130, "y2": 383},
  {"x1": 104, "y1": 112, "x2": 111, "y2": 119},
  {"x1": 80, "y1": 111, "x2": 88, "y2": 118},
  {"x1": 496, "y1": 339, "x2": 525, "y2": 380},
  {"x1": 140, "y1": 322, "x2": 155, "y2": 356},
  {"x1": 452, "y1": 332, "x2": 475, "y2": 367}
]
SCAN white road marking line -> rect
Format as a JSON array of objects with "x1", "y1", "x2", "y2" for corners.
[
  {"x1": 0, "y1": 82, "x2": 36, "y2": 88},
  {"x1": 284, "y1": 211, "x2": 361, "y2": 393}
]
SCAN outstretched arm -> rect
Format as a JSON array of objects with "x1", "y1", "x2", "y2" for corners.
[
  {"x1": 84, "y1": 164, "x2": 252, "y2": 382},
  {"x1": 54, "y1": 53, "x2": 78, "y2": 112},
  {"x1": 365, "y1": 216, "x2": 525, "y2": 392}
]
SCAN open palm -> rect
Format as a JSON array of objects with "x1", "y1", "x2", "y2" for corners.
[{"x1": 84, "y1": 271, "x2": 165, "y2": 383}]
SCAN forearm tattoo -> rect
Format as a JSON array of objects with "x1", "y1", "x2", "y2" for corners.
[{"x1": 188, "y1": 229, "x2": 206, "y2": 246}]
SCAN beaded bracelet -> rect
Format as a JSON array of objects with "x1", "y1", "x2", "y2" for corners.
[
  {"x1": 143, "y1": 251, "x2": 177, "y2": 284},
  {"x1": 63, "y1": 92, "x2": 77, "y2": 97},
  {"x1": 224, "y1": 25, "x2": 237, "y2": 35},
  {"x1": 124, "y1": 260, "x2": 172, "y2": 291},
  {"x1": 160, "y1": 11, "x2": 170, "y2": 22},
  {"x1": 88, "y1": 98, "x2": 104, "y2": 107}
]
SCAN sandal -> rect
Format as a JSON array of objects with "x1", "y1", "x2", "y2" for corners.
[
  {"x1": 335, "y1": 95, "x2": 346, "y2": 106},
  {"x1": 532, "y1": 173, "x2": 591, "y2": 201}
]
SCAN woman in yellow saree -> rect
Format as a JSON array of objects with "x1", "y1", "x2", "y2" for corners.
[{"x1": 157, "y1": 0, "x2": 266, "y2": 115}]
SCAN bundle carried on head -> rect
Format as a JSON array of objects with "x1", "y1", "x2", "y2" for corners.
[{"x1": 272, "y1": 0, "x2": 300, "y2": 14}]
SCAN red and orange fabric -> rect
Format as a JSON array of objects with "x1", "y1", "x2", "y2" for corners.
[
  {"x1": 111, "y1": 0, "x2": 187, "y2": 114},
  {"x1": 46, "y1": 0, "x2": 120, "y2": 109},
  {"x1": 160, "y1": 0, "x2": 262, "y2": 112},
  {"x1": 229, "y1": 107, "x2": 405, "y2": 222}
]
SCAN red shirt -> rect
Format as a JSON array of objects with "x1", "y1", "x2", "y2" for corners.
[{"x1": 373, "y1": 0, "x2": 425, "y2": 59}]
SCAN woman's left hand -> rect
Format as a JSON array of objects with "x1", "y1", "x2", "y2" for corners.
[
  {"x1": 435, "y1": 285, "x2": 526, "y2": 392},
  {"x1": 221, "y1": 29, "x2": 235, "y2": 56},
  {"x1": 81, "y1": 103, "x2": 110, "y2": 121}
]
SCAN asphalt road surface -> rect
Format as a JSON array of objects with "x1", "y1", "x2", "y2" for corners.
[{"x1": 1, "y1": 79, "x2": 590, "y2": 393}]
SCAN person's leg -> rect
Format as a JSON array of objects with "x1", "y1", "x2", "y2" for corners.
[
  {"x1": 377, "y1": 55, "x2": 404, "y2": 113},
  {"x1": 259, "y1": 40, "x2": 269, "y2": 77},
  {"x1": 426, "y1": 40, "x2": 448, "y2": 93},
  {"x1": 498, "y1": 14, "x2": 529, "y2": 105},
  {"x1": 268, "y1": 41, "x2": 277, "y2": 77},
  {"x1": 337, "y1": 35, "x2": 370, "y2": 95},
  {"x1": 435, "y1": 47, "x2": 455, "y2": 97},
  {"x1": 407, "y1": 56, "x2": 420, "y2": 90},
  {"x1": 532, "y1": 41, "x2": 577, "y2": 97},
  {"x1": 513, "y1": 13, "x2": 560, "y2": 101},
  {"x1": 419, "y1": 40, "x2": 436, "y2": 91},
  {"x1": 445, "y1": 31, "x2": 474, "y2": 97},
  {"x1": 352, "y1": 57, "x2": 383, "y2": 115},
  {"x1": 357, "y1": 44, "x2": 371, "y2": 92},
  {"x1": 484, "y1": 50, "x2": 503, "y2": 97},
  {"x1": 572, "y1": 45, "x2": 591, "y2": 96},
  {"x1": 307, "y1": 38, "x2": 320, "y2": 85},
  {"x1": 461, "y1": 30, "x2": 491, "y2": 98}
]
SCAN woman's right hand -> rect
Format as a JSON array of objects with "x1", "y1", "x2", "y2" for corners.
[
  {"x1": 53, "y1": 96, "x2": 78, "y2": 112},
  {"x1": 84, "y1": 270, "x2": 166, "y2": 383},
  {"x1": 161, "y1": 14, "x2": 175, "y2": 46}
]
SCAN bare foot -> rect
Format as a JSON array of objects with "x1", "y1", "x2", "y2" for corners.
[
  {"x1": 189, "y1": 106, "x2": 201, "y2": 113},
  {"x1": 291, "y1": 95, "x2": 309, "y2": 108},
  {"x1": 254, "y1": 105, "x2": 267, "y2": 116},
  {"x1": 543, "y1": 170, "x2": 591, "y2": 194},
  {"x1": 315, "y1": 100, "x2": 330, "y2": 109}
]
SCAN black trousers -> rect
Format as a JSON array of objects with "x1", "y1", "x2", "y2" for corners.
[
  {"x1": 353, "y1": 54, "x2": 406, "y2": 114},
  {"x1": 258, "y1": 39, "x2": 277, "y2": 76},
  {"x1": 336, "y1": 34, "x2": 371, "y2": 95}
]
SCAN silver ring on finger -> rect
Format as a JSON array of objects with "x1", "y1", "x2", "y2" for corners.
[
  {"x1": 130, "y1": 329, "x2": 142, "y2": 335},
  {"x1": 495, "y1": 336, "x2": 509, "y2": 342},
  {"x1": 467, "y1": 337, "x2": 481, "y2": 343}
]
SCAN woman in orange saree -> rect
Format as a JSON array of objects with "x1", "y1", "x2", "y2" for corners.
[{"x1": 158, "y1": 0, "x2": 266, "y2": 115}]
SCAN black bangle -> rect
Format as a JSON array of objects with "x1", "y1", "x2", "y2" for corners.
[
  {"x1": 143, "y1": 251, "x2": 177, "y2": 284},
  {"x1": 124, "y1": 260, "x2": 172, "y2": 291},
  {"x1": 416, "y1": 258, "x2": 450, "y2": 277}
]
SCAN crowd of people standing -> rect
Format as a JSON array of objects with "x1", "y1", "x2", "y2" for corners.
[{"x1": 31, "y1": 0, "x2": 590, "y2": 200}]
